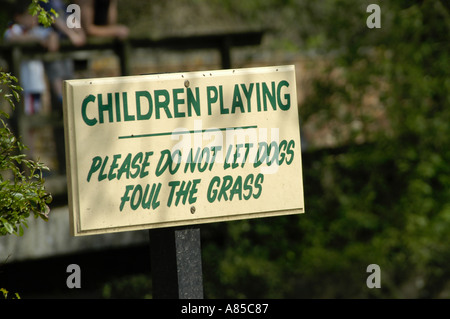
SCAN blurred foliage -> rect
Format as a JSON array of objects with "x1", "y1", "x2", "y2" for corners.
[
  {"x1": 29, "y1": 0, "x2": 58, "y2": 27},
  {"x1": 0, "y1": 0, "x2": 56, "y2": 36},
  {"x1": 200, "y1": 0, "x2": 450, "y2": 298},
  {"x1": 102, "y1": 274, "x2": 152, "y2": 299}
]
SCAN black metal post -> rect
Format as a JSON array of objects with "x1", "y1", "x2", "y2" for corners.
[
  {"x1": 220, "y1": 36, "x2": 232, "y2": 69},
  {"x1": 149, "y1": 226, "x2": 204, "y2": 299},
  {"x1": 116, "y1": 39, "x2": 131, "y2": 76}
]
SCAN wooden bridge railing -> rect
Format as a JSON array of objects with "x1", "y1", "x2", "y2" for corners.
[{"x1": 0, "y1": 30, "x2": 265, "y2": 196}]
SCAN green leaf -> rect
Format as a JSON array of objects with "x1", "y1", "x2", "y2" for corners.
[
  {"x1": 50, "y1": 8, "x2": 59, "y2": 19},
  {"x1": 0, "y1": 218, "x2": 14, "y2": 234},
  {"x1": 28, "y1": 2, "x2": 39, "y2": 16}
]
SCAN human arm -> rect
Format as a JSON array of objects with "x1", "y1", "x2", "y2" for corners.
[
  {"x1": 4, "y1": 25, "x2": 59, "y2": 52},
  {"x1": 53, "y1": 17, "x2": 86, "y2": 47}
]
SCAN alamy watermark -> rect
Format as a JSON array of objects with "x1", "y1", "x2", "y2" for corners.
[
  {"x1": 366, "y1": 4, "x2": 381, "y2": 29},
  {"x1": 65, "y1": 4, "x2": 380, "y2": 30},
  {"x1": 66, "y1": 263, "x2": 382, "y2": 290},
  {"x1": 66, "y1": 264, "x2": 81, "y2": 288},
  {"x1": 168, "y1": 120, "x2": 288, "y2": 175},
  {"x1": 65, "y1": 3, "x2": 381, "y2": 29},
  {"x1": 66, "y1": 4, "x2": 81, "y2": 29},
  {"x1": 366, "y1": 264, "x2": 381, "y2": 289}
]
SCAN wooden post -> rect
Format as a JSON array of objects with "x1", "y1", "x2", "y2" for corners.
[
  {"x1": 116, "y1": 39, "x2": 131, "y2": 76},
  {"x1": 220, "y1": 35, "x2": 232, "y2": 69},
  {"x1": 149, "y1": 226, "x2": 204, "y2": 299}
]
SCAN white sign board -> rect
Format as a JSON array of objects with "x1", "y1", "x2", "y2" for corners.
[{"x1": 63, "y1": 65, "x2": 304, "y2": 236}]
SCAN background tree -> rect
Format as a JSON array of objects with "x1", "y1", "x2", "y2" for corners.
[
  {"x1": 0, "y1": 1, "x2": 54, "y2": 236},
  {"x1": 200, "y1": 0, "x2": 450, "y2": 298}
]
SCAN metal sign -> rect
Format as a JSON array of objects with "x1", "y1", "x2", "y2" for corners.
[{"x1": 63, "y1": 65, "x2": 304, "y2": 236}]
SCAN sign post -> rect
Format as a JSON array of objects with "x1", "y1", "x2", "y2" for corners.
[
  {"x1": 63, "y1": 65, "x2": 304, "y2": 298},
  {"x1": 150, "y1": 226, "x2": 203, "y2": 299}
]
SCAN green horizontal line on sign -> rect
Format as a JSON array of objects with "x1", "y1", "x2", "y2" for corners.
[{"x1": 118, "y1": 125, "x2": 258, "y2": 139}]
